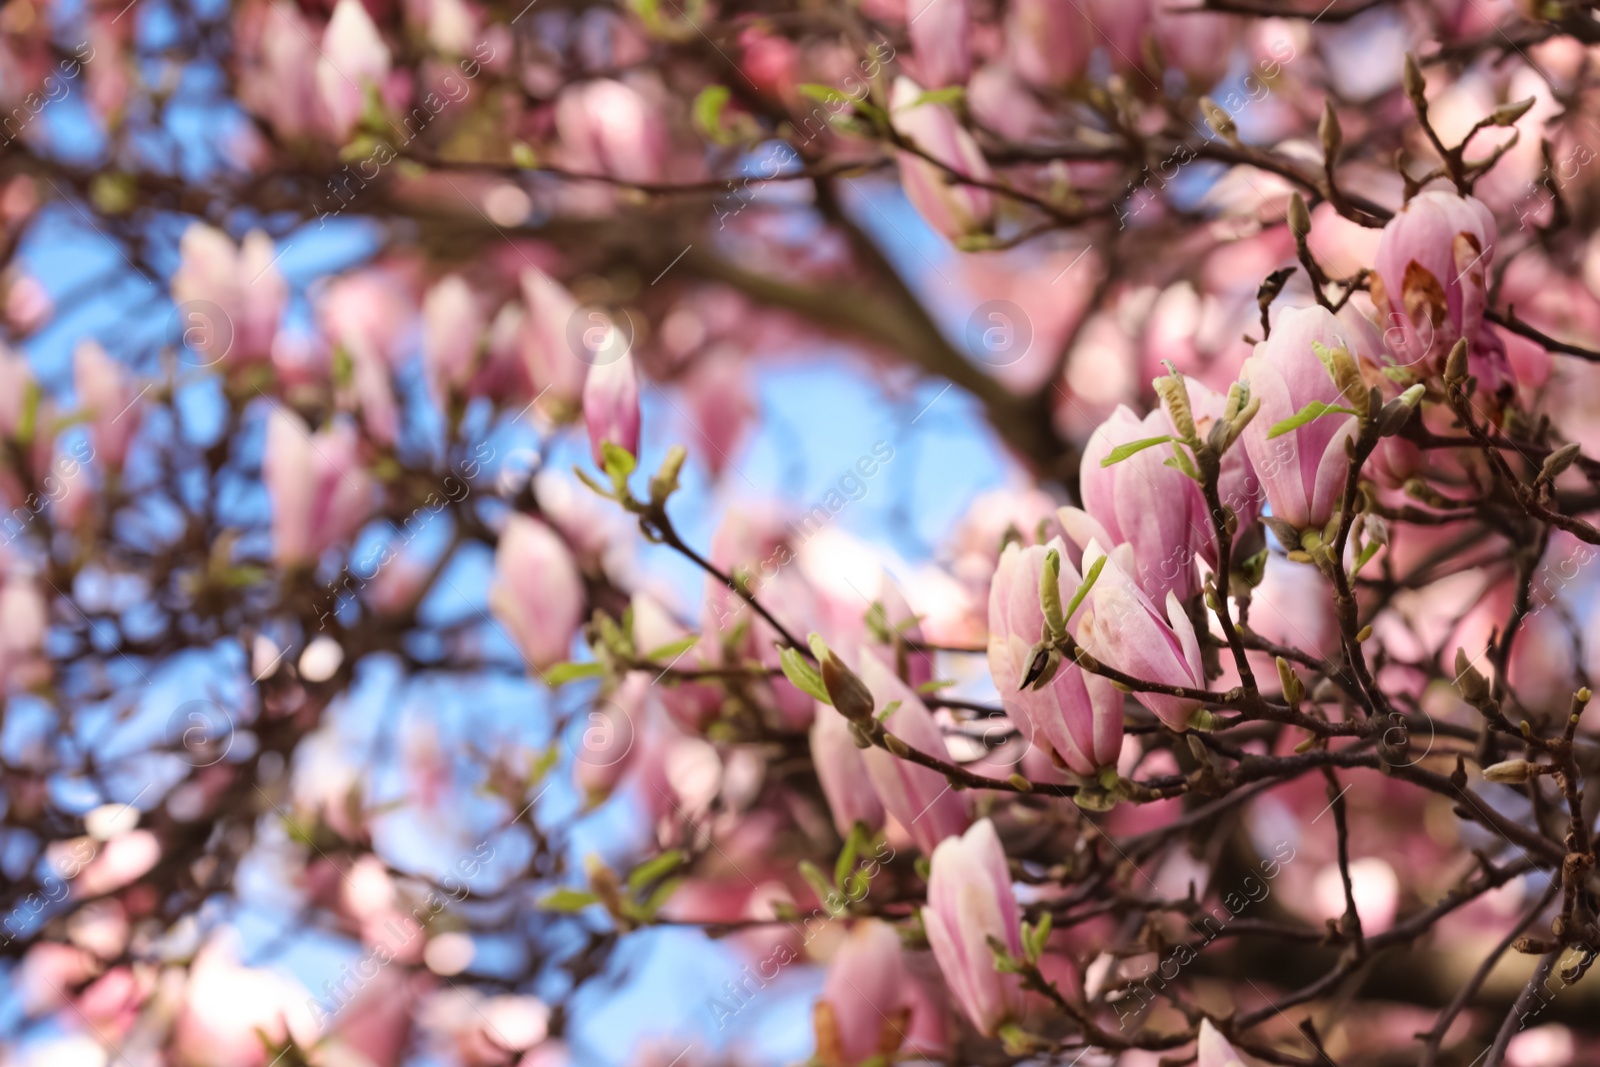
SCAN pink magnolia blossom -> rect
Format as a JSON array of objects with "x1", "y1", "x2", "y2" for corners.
[
  {"x1": 1238, "y1": 304, "x2": 1364, "y2": 531},
  {"x1": 681, "y1": 346, "x2": 754, "y2": 476},
  {"x1": 320, "y1": 270, "x2": 413, "y2": 369},
  {"x1": 73, "y1": 341, "x2": 144, "y2": 470},
  {"x1": 988, "y1": 539, "x2": 1124, "y2": 778},
  {"x1": 519, "y1": 270, "x2": 592, "y2": 416},
  {"x1": 1189, "y1": 379, "x2": 1266, "y2": 556},
  {"x1": 15, "y1": 943, "x2": 97, "y2": 1016},
  {"x1": 175, "y1": 938, "x2": 319, "y2": 1067},
  {"x1": 318, "y1": 0, "x2": 392, "y2": 141},
  {"x1": 1370, "y1": 190, "x2": 1507, "y2": 389},
  {"x1": 1083, "y1": 0, "x2": 1149, "y2": 68},
  {"x1": 238, "y1": 0, "x2": 323, "y2": 140},
  {"x1": 1006, "y1": 0, "x2": 1088, "y2": 89},
  {"x1": 262, "y1": 409, "x2": 377, "y2": 568},
  {"x1": 582, "y1": 348, "x2": 641, "y2": 463},
  {"x1": 2, "y1": 271, "x2": 51, "y2": 334},
  {"x1": 810, "y1": 705, "x2": 886, "y2": 838},
  {"x1": 922, "y1": 818, "x2": 1024, "y2": 1036},
  {"x1": 1198, "y1": 1018, "x2": 1249, "y2": 1067},
  {"x1": 888, "y1": 76, "x2": 995, "y2": 241},
  {"x1": 1061, "y1": 405, "x2": 1207, "y2": 604},
  {"x1": 856, "y1": 651, "x2": 971, "y2": 854},
  {"x1": 489, "y1": 514, "x2": 585, "y2": 672},
  {"x1": 0, "y1": 569, "x2": 48, "y2": 689},
  {"x1": 575, "y1": 672, "x2": 648, "y2": 805},
  {"x1": 421, "y1": 274, "x2": 485, "y2": 401},
  {"x1": 908, "y1": 0, "x2": 970, "y2": 88},
  {"x1": 170, "y1": 223, "x2": 287, "y2": 365},
  {"x1": 1151, "y1": 6, "x2": 1240, "y2": 89},
  {"x1": 739, "y1": 25, "x2": 799, "y2": 100},
  {"x1": 324, "y1": 967, "x2": 423, "y2": 1067},
  {"x1": 815, "y1": 920, "x2": 912, "y2": 1067},
  {"x1": 320, "y1": 270, "x2": 412, "y2": 444},
  {"x1": 1076, "y1": 541, "x2": 1206, "y2": 730},
  {"x1": 72, "y1": 830, "x2": 160, "y2": 898},
  {"x1": 554, "y1": 78, "x2": 668, "y2": 184}
]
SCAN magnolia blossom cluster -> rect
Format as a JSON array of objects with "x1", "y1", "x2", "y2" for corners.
[{"x1": 14, "y1": 0, "x2": 1600, "y2": 1063}]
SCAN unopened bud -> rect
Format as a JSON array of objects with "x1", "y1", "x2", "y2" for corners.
[
  {"x1": 649, "y1": 444, "x2": 688, "y2": 505},
  {"x1": 1040, "y1": 549, "x2": 1066, "y2": 640},
  {"x1": 1490, "y1": 97, "x2": 1535, "y2": 127},
  {"x1": 1540, "y1": 442, "x2": 1583, "y2": 483},
  {"x1": 883, "y1": 733, "x2": 912, "y2": 759},
  {"x1": 1207, "y1": 417, "x2": 1232, "y2": 455},
  {"x1": 1288, "y1": 192, "x2": 1311, "y2": 240},
  {"x1": 1483, "y1": 759, "x2": 1534, "y2": 784},
  {"x1": 1312, "y1": 340, "x2": 1363, "y2": 410},
  {"x1": 1376, "y1": 383, "x2": 1426, "y2": 437},
  {"x1": 1403, "y1": 53, "x2": 1426, "y2": 104},
  {"x1": 822, "y1": 651, "x2": 876, "y2": 722},
  {"x1": 586, "y1": 855, "x2": 628, "y2": 922},
  {"x1": 1008, "y1": 773, "x2": 1032, "y2": 792},
  {"x1": 1276, "y1": 656, "x2": 1303, "y2": 708},
  {"x1": 1152, "y1": 367, "x2": 1197, "y2": 441},
  {"x1": 1228, "y1": 395, "x2": 1261, "y2": 447},
  {"x1": 1201, "y1": 97, "x2": 1236, "y2": 140},
  {"x1": 1320, "y1": 100, "x2": 1343, "y2": 163},
  {"x1": 1444, "y1": 338, "x2": 1469, "y2": 387},
  {"x1": 1455, "y1": 647, "x2": 1490, "y2": 704},
  {"x1": 1025, "y1": 645, "x2": 1062, "y2": 691},
  {"x1": 1404, "y1": 478, "x2": 1451, "y2": 508}
]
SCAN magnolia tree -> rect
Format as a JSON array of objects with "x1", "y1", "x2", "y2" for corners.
[{"x1": 10, "y1": 0, "x2": 1600, "y2": 1064}]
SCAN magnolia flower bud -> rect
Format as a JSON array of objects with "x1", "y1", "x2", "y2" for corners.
[
  {"x1": 1039, "y1": 548, "x2": 1066, "y2": 639},
  {"x1": 582, "y1": 349, "x2": 641, "y2": 465},
  {"x1": 1402, "y1": 53, "x2": 1426, "y2": 104},
  {"x1": 1444, "y1": 337, "x2": 1470, "y2": 387},
  {"x1": 1239, "y1": 306, "x2": 1367, "y2": 531},
  {"x1": 1482, "y1": 759, "x2": 1534, "y2": 784},
  {"x1": 1200, "y1": 96, "x2": 1235, "y2": 140},
  {"x1": 1540, "y1": 442, "x2": 1583, "y2": 483},
  {"x1": 888, "y1": 77, "x2": 995, "y2": 240},
  {"x1": 1320, "y1": 100, "x2": 1342, "y2": 163},
  {"x1": 810, "y1": 708, "x2": 885, "y2": 837},
  {"x1": 1152, "y1": 370, "x2": 1197, "y2": 441},
  {"x1": 1074, "y1": 542, "x2": 1206, "y2": 730},
  {"x1": 815, "y1": 920, "x2": 913, "y2": 1067},
  {"x1": 74, "y1": 340, "x2": 145, "y2": 470},
  {"x1": 649, "y1": 444, "x2": 687, "y2": 505},
  {"x1": 988, "y1": 541, "x2": 1123, "y2": 777},
  {"x1": 1490, "y1": 97, "x2": 1535, "y2": 127},
  {"x1": 822, "y1": 650, "x2": 876, "y2": 722},
  {"x1": 1454, "y1": 647, "x2": 1490, "y2": 704},
  {"x1": 263, "y1": 409, "x2": 377, "y2": 568},
  {"x1": 318, "y1": 0, "x2": 391, "y2": 141},
  {"x1": 855, "y1": 653, "x2": 971, "y2": 853},
  {"x1": 1375, "y1": 383, "x2": 1426, "y2": 437},
  {"x1": 1288, "y1": 192, "x2": 1312, "y2": 240},
  {"x1": 923, "y1": 820, "x2": 1024, "y2": 1036},
  {"x1": 1371, "y1": 192, "x2": 1502, "y2": 388},
  {"x1": 489, "y1": 515, "x2": 585, "y2": 672}
]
